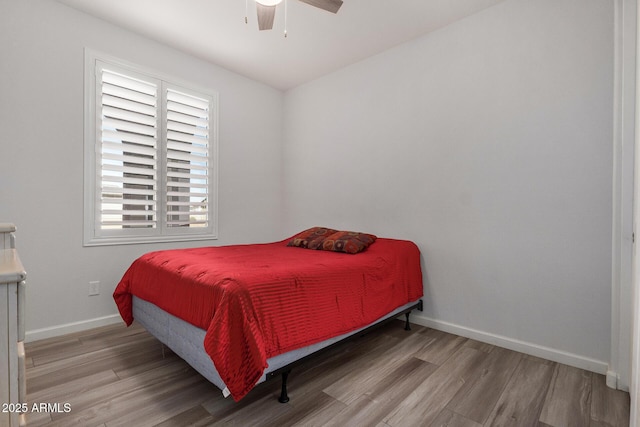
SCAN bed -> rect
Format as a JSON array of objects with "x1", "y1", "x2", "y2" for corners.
[{"x1": 113, "y1": 228, "x2": 424, "y2": 402}]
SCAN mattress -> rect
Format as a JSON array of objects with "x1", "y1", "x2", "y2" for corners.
[{"x1": 132, "y1": 295, "x2": 422, "y2": 394}]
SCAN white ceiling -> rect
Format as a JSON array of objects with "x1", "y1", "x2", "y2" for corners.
[{"x1": 58, "y1": 0, "x2": 506, "y2": 90}]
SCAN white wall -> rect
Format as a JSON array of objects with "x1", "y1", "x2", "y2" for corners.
[
  {"x1": 0, "y1": 0, "x2": 619, "y2": 377},
  {"x1": 283, "y1": 0, "x2": 614, "y2": 368},
  {"x1": 0, "y1": 0, "x2": 284, "y2": 338}
]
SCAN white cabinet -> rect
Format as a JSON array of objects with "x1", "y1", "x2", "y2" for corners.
[{"x1": 0, "y1": 224, "x2": 26, "y2": 427}]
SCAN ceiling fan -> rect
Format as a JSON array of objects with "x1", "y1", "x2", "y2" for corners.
[{"x1": 253, "y1": 0, "x2": 343, "y2": 31}]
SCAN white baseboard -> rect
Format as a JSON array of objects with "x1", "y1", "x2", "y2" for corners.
[
  {"x1": 25, "y1": 314, "x2": 123, "y2": 343},
  {"x1": 606, "y1": 370, "x2": 621, "y2": 389},
  {"x1": 410, "y1": 313, "x2": 610, "y2": 376},
  {"x1": 24, "y1": 311, "x2": 616, "y2": 387}
]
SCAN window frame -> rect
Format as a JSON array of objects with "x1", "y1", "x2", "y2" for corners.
[{"x1": 83, "y1": 50, "x2": 219, "y2": 246}]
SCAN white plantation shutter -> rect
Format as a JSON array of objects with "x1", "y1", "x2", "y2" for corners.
[
  {"x1": 98, "y1": 66, "x2": 159, "y2": 232},
  {"x1": 85, "y1": 53, "x2": 217, "y2": 245},
  {"x1": 165, "y1": 88, "x2": 211, "y2": 229}
]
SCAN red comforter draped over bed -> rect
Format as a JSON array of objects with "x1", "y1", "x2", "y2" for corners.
[{"x1": 113, "y1": 238, "x2": 423, "y2": 401}]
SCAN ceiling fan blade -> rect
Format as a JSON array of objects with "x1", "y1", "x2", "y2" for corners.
[
  {"x1": 297, "y1": 0, "x2": 343, "y2": 14},
  {"x1": 256, "y1": 3, "x2": 276, "y2": 30}
]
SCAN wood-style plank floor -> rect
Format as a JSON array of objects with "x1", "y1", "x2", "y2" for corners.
[{"x1": 23, "y1": 320, "x2": 630, "y2": 426}]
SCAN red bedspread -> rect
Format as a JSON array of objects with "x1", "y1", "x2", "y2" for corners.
[{"x1": 113, "y1": 238, "x2": 423, "y2": 401}]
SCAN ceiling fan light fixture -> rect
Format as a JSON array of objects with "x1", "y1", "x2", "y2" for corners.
[
  {"x1": 252, "y1": 0, "x2": 342, "y2": 33},
  {"x1": 255, "y1": 0, "x2": 283, "y2": 6}
]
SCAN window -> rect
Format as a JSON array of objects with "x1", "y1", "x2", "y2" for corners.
[{"x1": 84, "y1": 51, "x2": 218, "y2": 245}]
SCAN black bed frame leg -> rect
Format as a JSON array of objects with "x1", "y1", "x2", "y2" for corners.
[
  {"x1": 404, "y1": 311, "x2": 412, "y2": 331},
  {"x1": 278, "y1": 371, "x2": 290, "y2": 403}
]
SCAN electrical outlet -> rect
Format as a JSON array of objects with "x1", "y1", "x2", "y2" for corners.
[{"x1": 89, "y1": 281, "x2": 100, "y2": 296}]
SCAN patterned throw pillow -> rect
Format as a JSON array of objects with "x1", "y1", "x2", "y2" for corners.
[
  {"x1": 287, "y1": 227, "x2": 338, "y2": 249},
  {"x1": 321, "y1": 231, "x2": 377, "y2": 254}
]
